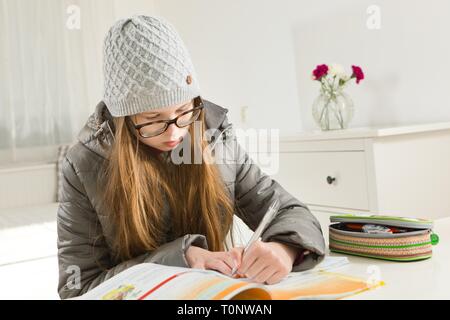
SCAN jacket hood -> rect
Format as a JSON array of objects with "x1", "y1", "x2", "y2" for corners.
[{"x1": 77, "y1": 99, "x2": 230, "y2": 159}]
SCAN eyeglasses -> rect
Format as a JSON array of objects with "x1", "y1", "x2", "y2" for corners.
[{"x1": 129, "y1": 98, "x2": 204, "y2": 138}]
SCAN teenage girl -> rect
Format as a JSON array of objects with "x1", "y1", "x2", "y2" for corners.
[{"x1": 57, "y1": 15, "x2": 325, "y2": 299}]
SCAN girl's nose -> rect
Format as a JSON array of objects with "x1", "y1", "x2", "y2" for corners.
[{"x1": 165, "y1": 122, "x2": 182, "y2": 138}]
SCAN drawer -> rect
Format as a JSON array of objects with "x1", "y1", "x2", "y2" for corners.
[{"x1": 272, "y1": 151, "x2": 369, "y2": 210}]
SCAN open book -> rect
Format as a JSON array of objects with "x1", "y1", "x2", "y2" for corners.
[{"x1": 73, "y1": 257, "x2": 382, "y2": 300}]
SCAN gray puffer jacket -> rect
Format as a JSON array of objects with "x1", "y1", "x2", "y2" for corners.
[{"x1": 57, "y1": 99, "x2": 325, "y2": 299}]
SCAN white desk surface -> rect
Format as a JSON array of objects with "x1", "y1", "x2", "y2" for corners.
[
  {"x1": 314, "y1": 212, "x2": 450, "y2": 299},
  {"x1": 280, "y1": 121, "x2": 450, "y2": 142}
]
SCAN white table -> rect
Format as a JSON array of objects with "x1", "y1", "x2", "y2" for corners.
[
  {"x1": 1, "y1": 203, "x2": 447, "y2": 300},
  {"x1": 314, "y1": 212, "x2": 450, "y2": 299}
]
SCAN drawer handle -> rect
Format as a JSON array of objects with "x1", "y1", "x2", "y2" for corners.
[{"x1": 326, "y1": 176, "x2": 336, "y2": 185}]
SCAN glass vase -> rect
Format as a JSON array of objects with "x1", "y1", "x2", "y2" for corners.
[{"x1": 312, "y1": 89, "x2": 354, "y2": 130}]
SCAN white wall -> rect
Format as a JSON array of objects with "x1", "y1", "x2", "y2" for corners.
[
  {"x1": 113, "y1": 0, "x2": 156, "y2": 19},
  {"x1": 153, "y1": 0, "x2": 450, "y2": 132},
  {"x1": 153, "y1": 0, "x2": 301, "y2": 131}
]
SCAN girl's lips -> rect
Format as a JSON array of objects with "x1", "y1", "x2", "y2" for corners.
[{"x1": 163, "y1": 139, "x2": 181, "y2": 147}]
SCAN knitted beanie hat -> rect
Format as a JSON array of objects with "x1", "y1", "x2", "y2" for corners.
[{"x1": 102, "y1": 15, "x2": 201, "y2": 117}]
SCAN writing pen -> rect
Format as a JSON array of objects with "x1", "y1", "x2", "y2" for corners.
[{"x1": 230, "y1": 199, "x2": 280, "y2": 276}]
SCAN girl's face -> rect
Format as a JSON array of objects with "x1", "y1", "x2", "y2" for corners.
[{"x1": 131, "y1": 99, "x2": 194, "y2": 152}]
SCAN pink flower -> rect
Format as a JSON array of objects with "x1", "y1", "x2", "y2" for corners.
[
  {"x1": 351, "y1": 65, "x2": 364, "y2": 84},
  {"x1": 312, "y1": 64, "x2": 328, "y2": 80}
]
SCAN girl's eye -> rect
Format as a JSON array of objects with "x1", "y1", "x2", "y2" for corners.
[
  {"x1": 142, "y1": 105, "x2": 191, "y2": 122},
  {"x1": 143, "y1": 114, "x2": 162, "y2": 120},
  {"x1": 177, "y1": 107, "x2": 189, "y2": 114}
]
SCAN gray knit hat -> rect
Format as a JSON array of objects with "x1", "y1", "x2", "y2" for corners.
[{"x1": 102, "y1": 15, "x2": 201, "y2": 117}]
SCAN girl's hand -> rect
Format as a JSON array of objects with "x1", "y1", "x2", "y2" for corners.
[
  {"x1": 185, "y1": 245, "x2": 241, "y2": 277},
  {"x1": 230, "y1": 241, "x2": 298, "y2": 285}
]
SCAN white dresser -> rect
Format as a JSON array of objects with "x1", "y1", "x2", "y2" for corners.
[{"x1": 270, "y1": 122, "x2": 450, "y2": 220}]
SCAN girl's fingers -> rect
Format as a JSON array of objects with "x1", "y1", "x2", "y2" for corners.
[
  {"x1": 205, "y1": 259, "x2": 232, "y2": 276},
  {"x1": 217, "y1": 252, "x2": 236, "y2": 270},
  {"x1": 229, "y1": 248, "x2": 244, "y2": 266},
  {"x1": 237, "y1": 253, "x2": 259, "y2": 276},
  {"x1": 254, "y1": 266, "x2": 277, "y2": 284},
  {"x1": 237, "y1": 244, "x2": 260, "y2": 275},
  {"x1": 265, "y1": 271, "x2": 284, "y2": 285},
  {"x1": 245, "y1": 257, "x2": 268, "y2": 280}
]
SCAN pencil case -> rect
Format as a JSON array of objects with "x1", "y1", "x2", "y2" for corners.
[{"x1": 329, "y1": 214, "x2": 439, "y2": 261}]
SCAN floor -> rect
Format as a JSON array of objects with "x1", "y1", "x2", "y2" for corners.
[{"x1": 0, "y1": 203, "x2": 60, "y2": 299}]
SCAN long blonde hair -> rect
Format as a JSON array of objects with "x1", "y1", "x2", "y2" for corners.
[{"x1": 100, "y1": 100, "x2": 235, "y2": 261}]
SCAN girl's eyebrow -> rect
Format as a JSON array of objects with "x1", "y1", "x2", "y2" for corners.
[{"x1": 143, "y1": 102, "x2": 192, "y2": 117}]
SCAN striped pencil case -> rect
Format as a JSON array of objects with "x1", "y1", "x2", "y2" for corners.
[{"x1": 329, "y1": 214, "x2": 440, "y2": 262}]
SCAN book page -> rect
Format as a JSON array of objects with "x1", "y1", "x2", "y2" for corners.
[
  {"x1": 264, "y1": 270, "x2": 377, "y2": 299},
  {"x1": 74, "y1": 256, "x2": 381, "y2": 300},
  {"x1": 262, "y1": 257, "x2": 382, "y2": 299},
  {"x1": 76, "y1": 263, "x2": 268, "y2": 300}
]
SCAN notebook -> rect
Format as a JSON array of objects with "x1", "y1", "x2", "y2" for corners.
[{"x1": 73, "y1": 256, "x2": 383, "y2": 300}]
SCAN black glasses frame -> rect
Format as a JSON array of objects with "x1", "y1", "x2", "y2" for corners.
[{"x1": 128, "y1": 97, "x2": 204, "y2": 138}]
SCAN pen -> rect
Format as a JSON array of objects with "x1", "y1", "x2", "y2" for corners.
[{"x1": 230, "y1": 199, "x2": 280, "y2": 276}]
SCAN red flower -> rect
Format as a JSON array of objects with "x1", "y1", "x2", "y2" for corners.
[
  {"x1": 351, "y1": 65, "x2": 364, "y2": 84},
  {"x1": 312, "y1": 64, "x2": 328, "y2": 80}
]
